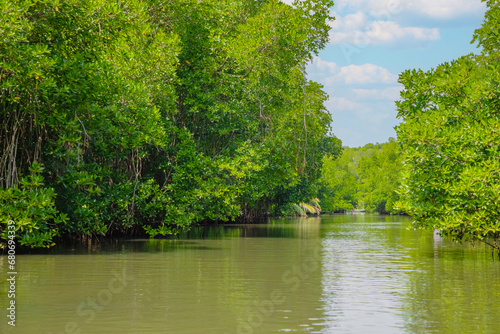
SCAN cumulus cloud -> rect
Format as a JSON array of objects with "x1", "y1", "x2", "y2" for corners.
[
  {"x1": 310, "y1": 56, "x2": 338, "y2": 74},
  {"x1": 334, "y1": 0, "x2": 485, "y2": 20},
  {"x1": 309, "y1": 57, "x2": 399, "y2": 86},
  {"x1": 327, "y1": 97, "x2": 364, "y2": 111},
  {"x1": 327, "y1": 63, "x2": 398, "y2": 85},
  {"x1": 328, "y1": 0, "x2": 486, "y2": 48},
  {"x1": 330, "y1": 11, "x2": 368, "y2": 31},
  {"x1": 334, "y1": 0, "x2": 402, "y2": 17},
  {"x1": 405, "y1": 0, "x2": 485, "y2": 19},
  {"x1": 330, "y1": 11, "x2": 440, "y2": 46}
]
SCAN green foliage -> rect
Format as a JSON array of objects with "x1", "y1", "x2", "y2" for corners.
[
  {"x1": 319, "y1": 147, "x2": 358, "y2": 212},
  {"x1": 319, "y1": 140, "x2": 403, "y2": 213},
  {"x1": 396, "y1": 0, "x2": 500, "y2": 248},
  {"x1": 357, "y1": 139, "x2": 402, "y2": 213},
  {"x1": 0, "y1": 163, "x2": 67, "y2": 248},
  {"x1": 299, "y1": 198, "x2": 321, "y2": 215},
  {"x1": 0, "y1": 0, "x2": 337, "y2": 247}
]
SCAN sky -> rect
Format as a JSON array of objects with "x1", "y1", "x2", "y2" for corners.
[{"x1": 283, "y1": 0, "x2": 488, "y2": 147}]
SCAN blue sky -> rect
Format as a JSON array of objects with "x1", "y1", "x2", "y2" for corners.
[{"x1": 285, "y1": 0, "x2": 487, "y2": 147}]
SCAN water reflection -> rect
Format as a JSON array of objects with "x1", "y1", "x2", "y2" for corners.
[
  {"x1": 403, "y1": 234, "x2": 500, "y2": 333},
  {"x1": 319, "y1": 215, "x2": 413, "y2": 333},
  {"x1": 1, "y1": 215, "x2": 500, "y2": 333},
  {"x1": 0, "y1": 217, "x2": 325, "y2": 334}
]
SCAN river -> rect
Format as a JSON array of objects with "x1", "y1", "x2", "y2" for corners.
[{"x1": 1, "y1": 214, "x2": 499, "y2": 333}]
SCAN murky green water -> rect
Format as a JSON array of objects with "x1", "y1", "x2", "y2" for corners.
[{"x1": 1, "y1": 215, "x2": 500, "y2": 333}]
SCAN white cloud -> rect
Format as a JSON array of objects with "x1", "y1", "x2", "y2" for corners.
[
  {"x1": 327, "y1": 97, "x2": 363, "y2": 111},
  {"x1": 330, "y1": 11, "x2": 368, "y2": 31},
  {"x1": 368, "y1": 21, "x2": 439, "y2": 43},
  {"x1": 405, "y1": 0, "x2": 485, "y2": 20},
  {"x1": 309, "y1": 58, "x2": 398, "y2": 86},
  {"x1": 334, "y1": 0, "x2": 485, "y2": 20},
  {"x1": 334, "y1": 0, "x2": 402, "y2": 17},
  {"x1": 328, "y1": 0, "x2": 486, "y2": 48},
  {"x1": 330, "y1": 64, "x2": 397, "y2": 85},
  {"x1": 330, "y1": 12, "x2": 440, "y2": 46},
  {"x1": 310, "y1": 56, "x2": 338, "y2": 74},
  {"x1": 353, "y1": 86, "x2": 403, "y2": 100}
]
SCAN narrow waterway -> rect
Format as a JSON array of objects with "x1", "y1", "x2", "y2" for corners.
[{"x1": 1, "y1": 214, "x2": 499, "y2": 333}]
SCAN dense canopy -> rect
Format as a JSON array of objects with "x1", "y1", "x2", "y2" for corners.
[
  {"x1": 0, "y1": 0, "x2": 339, "y2": 247},
  {"x1": 396, "y1": 0, "x2": 500, "y2": 249}
]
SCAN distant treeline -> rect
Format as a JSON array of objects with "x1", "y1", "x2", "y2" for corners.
[
  {"x1": 318, "y1": 139, "x2": 402, "y2": 214},
  {"x1": 0, "y1": 0, "x2": 338, "y2": 248}
]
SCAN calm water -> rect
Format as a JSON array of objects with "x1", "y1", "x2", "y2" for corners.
[{"x1": 1, "y1": 215, "x2": 500, "y2": 333}]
